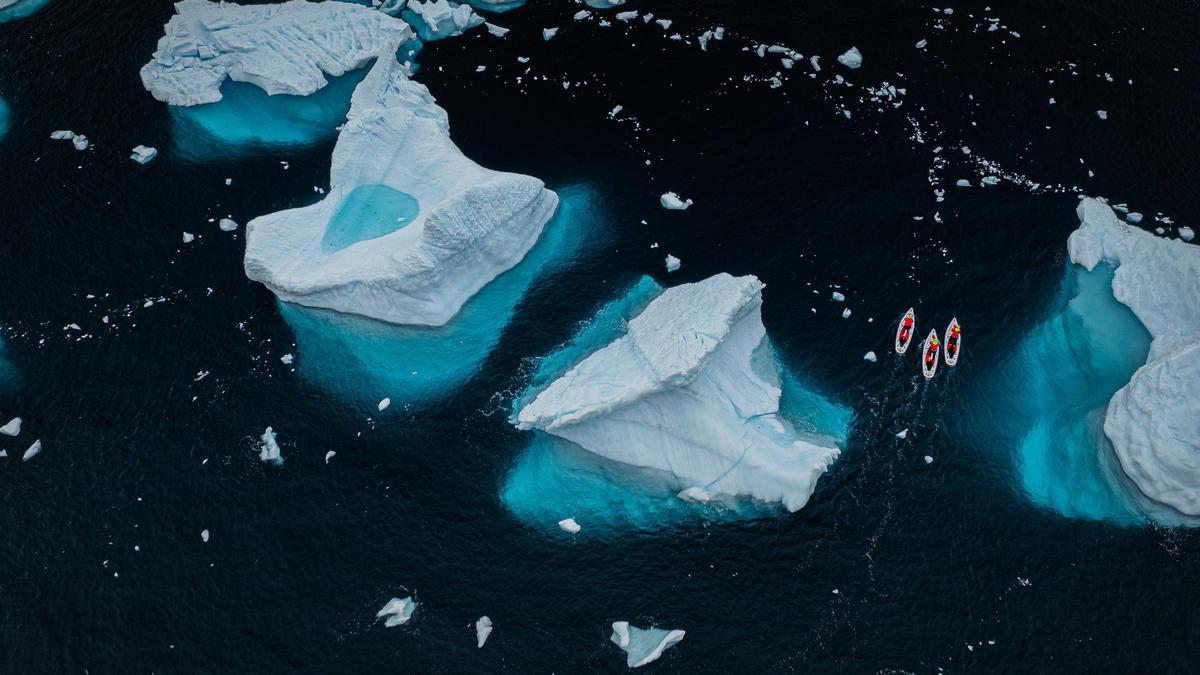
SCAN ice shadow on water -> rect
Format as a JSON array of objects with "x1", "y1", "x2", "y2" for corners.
[
  {"x1": 501, "y1": 276, "x2": 853, "y2": 534},
  {"x1": 277, "y1": 183, "x2": 599, "y2": 408}
]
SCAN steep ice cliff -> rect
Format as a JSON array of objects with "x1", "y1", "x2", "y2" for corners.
[{"x1": 1068, "y1": 198, "x2": 1200, "y2": 518}]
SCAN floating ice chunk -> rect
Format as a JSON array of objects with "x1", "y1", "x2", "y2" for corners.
[
  {"x1": 831, "y1": 291, "x2": 845, "y2": 302},
  {"x1": 896, "y1": 429, "x2": 908, "y2": 439},
  {"x1": 280, "y1": 353, "x2": 294, "y2": 364},
  {"x1": 698, "y1": 30, "x2": 713, "y2": 51},
  {"x1": 1096, "y1": 110, "x2": 1108, "y2": 120},
  {"x1": 677, "y1": 486, "x2": 714, "y2": 503},
  {"x1": 542, "y1": 27, "x2": 558, "y2": 40},
  {"x1": 516, "y1": 274, "x2": 843, "y2": 512},
  {"x1": 130, "y1": 145, "x2": 158, "y2": 164},
  {"x1": 378, "y1": 397, "x2": 391, "y2": 411},
  {"x1": 1125, "y1": 212, "x2": 1143, "y2": 223},
  {"x1": 0, "y1": 417, "x2": 20, "y2": 436},
  {"x1": 655, "y1": 18, "x2": 671, "y2": 29},
  {"x1": 863, "y1": 351, "x2": 877, "y2": 362},
  {"x1": 219, "y1": 218, "x2": 239, "y2": 232},
  {"x1": 610, "y1": 622, "x2": 686, "y2": 668},
  {"x1": 244, "y1": 52, "x2": 558, "y2": 326},
  {"x1": 810, "y1": 55, "x2": 820, "y2": 71},
  {"x1": 955, "y1": 179, "x2": 971, "y2": 187},
  {"x1": 484, "y1": 22, "x2": 509, "y2": 37},
  {"x1": 981, "y1": 176, "x2": 1000, "y2": 186},
  {"x1": 259, "y1": 426, "x2": 283, "y2": 465},
  {"x1": 72, "y1": 135, "x2": 90, "y2": 150},
  {"x1": 201, "y1": 529, "x2": 210, "y2": 542},
  {"x1": 50, "y1": 130, "x2": 75, "y2": 140},
  {"x1": 660, "y1": 192, "x2": 692, "y2": 210},
  {"x1": 615, "y1": 10, "x2": 637, "y2": 21},
  {"x1": 22, "y1": 439, "x2": 41, "y2": 461},
  {"x1": 915, "y1": 39, "x2": 927, "y2": 48},
  {"x1": 475, "y1": 616, "x2": 493, "y2": 647},
  {"x1": 842, "y1": 308, "x2": 851, "y2": 319},
  {"x1": 924, "y1": 455, "x2": 933, "y2": 464},
  {"x1": 837, "y1": 47, "x2": 863, "y2": 69},
  {"x1": 140, "y1": 0, "x2": 409, "y2": 107},
  {"x1": 324, "y1": 450, "x2": 337, "y2": 464},
  {"x1": 664, "y1": 254, "x2": 681, "y2": 273},
  {"x1": 1180, "y1": 226, "x2": 1194, "y2": 241},
  {"x1": 182, "y1": 232, "x2": 195, "y2": 243},
  {"x1": 573, "y1": 9, "x2": 590, "y2": 20},
  {"x1": 558, "y1": 517, "x2": 581, "y2": 533},
  {"x1": 376, "y1": 597, "x2": 418, "y2": 627},
  {"x1": 404, "y1": 0, "x2": 484, "y2": 41}
]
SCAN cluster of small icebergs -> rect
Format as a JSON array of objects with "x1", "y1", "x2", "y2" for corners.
[{"x1": 1, "y1": 416, "x2": 42, "y2": 461}]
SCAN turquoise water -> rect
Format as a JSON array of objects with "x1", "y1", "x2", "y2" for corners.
[
  {"x1": 0, "y1": 0, "x2": 51, "y2": 22},
  {"x1": 279, "y1": 184, "x2": 596, "y2": 407},
  {"x1": 169, "y1": 68, "x2": 370, "y2": 160},
  {"x1": 986, "y1": 263, "x2": 1152, "y2": 523},
  {"x1": 322, "y1": 184, "x2": 421, "y2": 254},
  {"x1": 501, "y1": 277, "x2": 853, "y2": 532},
  {"x1": 0, "y1": 97, "x2": 8, "y2": 140}
]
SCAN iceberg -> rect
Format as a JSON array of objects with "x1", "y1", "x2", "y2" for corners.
[
  {"x1": 244, "y1": 51, "x2": 559, "y2": 326},
  {"x1": 513, "y1": 274, "x2": 847, "y2": 517},
  {"x1": 610, "y1": 622, "x2": 685, "y2": 668},
  {"x1": 659, "y1": 191, "x2": 692, "y2": 210},
  {"x1": 22, "y1": 439, "x2": 41, "y2": 462},
  {"x1": 475, "y1": 616, "x2": 493, "y2": 647},
  {"x1": 1066, "y1": 198, "x2": 1200, "y2": 519},
  {"x1": 664, "y1": 254, "x2": 681, "y2": 272},
  {"x1": 837, "y1": 46, "x2": 863, "y2": 69},
  {"x1": 557, "y1": 517, "x2": 581, "y2": 533},
  {"x1": 259, "y1": 427, "x2": 283, "y2": 465},
  {"x1": 376, "y1": 596, "x2": 418, "y2": 627},
  {"x1": 130, "y1": 145, "x2": 158, "y2": 164},
  {"x1": 402, "y1": 0, "x2": 483, "y2": 41},
  {"x1": 1, "y1": 417, "x2": 21, "y2": 436}
]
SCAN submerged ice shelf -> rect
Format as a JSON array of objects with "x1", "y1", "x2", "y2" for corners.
[
  {"x1": 504, "y1": 274, "x2": 851, "y2": 531},
  {"x1": 0, "y1": 97, "x2": 8, "y2": 140},
  {"x1": 980, "y1": 199, "x2": 1200, "y2": 525},
  {"x1": 0, "y1": 0, "x2": 51, "y2": 23},
  {"x1": 279, "y1": 184, "x2": 597, "y2": 404}
]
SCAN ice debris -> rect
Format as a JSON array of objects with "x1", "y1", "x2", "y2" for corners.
[
  {"x1": 664, "y1": 254, "x2": 681, "y2": 273},
  {"x1": 475, "y1": 616, "x2": 493, "y2": 647},
  {"x1": 376, "y1": 596, "x2": 418, "y2": 627},
  {"x1": 660, "y1": 192, "x2": 692, "y2": 210},
  {"x1": 558, "y1": 517, "x2": 581, "y2": 533},
  {"x1": 259, "y1": 426, "x2": 283, "y2": 465},
  {"x1": 837, "y1": 47, "x2": 863, "y2": 69},
  {"x1": 610, "y1": 621, "x2": 685, "y2": 668},
  {"x1": 23, "y1": 439, "x2": 41, "y2": 462},
  {"x1": 130, "y1": 145, "x2": 158, "y2": 164},
  {"x1": 0, "y1": 417, "x2": 20, "y2": 436}
]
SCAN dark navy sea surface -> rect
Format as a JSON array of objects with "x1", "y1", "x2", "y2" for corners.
[{"x1": 2, "y1": 0, "x2": 1200, "y2": 671}]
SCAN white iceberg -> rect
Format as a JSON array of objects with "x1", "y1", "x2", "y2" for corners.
[
  {"x1": 863, "y1": 351, "x2": 877, "y2": 362},
  {"x1": 131, "y1": 145, "x2": 158, "y2": 164},
  {"x1": 516, "y1": 274, "x2": 843, "y2": 512},
  {"x1": 557, "y1": 517, "x2": 581, "y2": 533},
  {"x1": 610, "y1": 621, "x2": 685, "y2": 668},
  {"x1": 22, "y1": 439, "x2": 41, "y2": 462},
  {"x1": 475, "y1": 616, "x2": 493, "y2": 647},
  {"x1": 542, "y1": 26, "x2": 558, "y2": 40},
  {"x1": 376, "y1": 596, "x2": 418, "y2": 627},
  {"x1": 1180, "y1": 226, "x2": 1194, "y2": 242},
  {"x1": 402, "y1": 0, "x2": 484, "y2": 41},
  {"x1": 140, "y1": 0, "x2": 409, "y2": 107},
  {"x1": 201, "y1": 529, "x2": 210, "y2": 542},
  {"x1": 0, "y1": 416, "x2": 20, "y2": 436},
  {"x1": 659, "y1": 192, "x2": 692, "y2": 210},
  {"x1": 259, "y1": 426, "x2": 283, "y2": 465},
  {"x1": 1068, "y1": 198, "x2": 1200, "y2": 518},
  {"x1": 837, "y1": 46, "x2": 863, "y2": 69},
  {"x1": 244, "y1": 51, "x2": 559, "y2": 326},
  {"x1": 664, "y1": 254, "x2": 681, "y2": 273},
  {"x1": 219, "y1": 218, "x2": 239, "y2": 232}
]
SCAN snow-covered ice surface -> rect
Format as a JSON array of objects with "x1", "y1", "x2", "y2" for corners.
[
  {"x1": 610, "y1": 621, "x2": 685, "y2": 668},
  {"x1": 278, "y1": 184, "x2": 597, "y2": 404},
  {"x1": 376, "y1": 596, "x2": 417, "y2": 627},
  {"x1": 259, "y1": 427, "x2": 283, "y2": 465},
  {"x1": 0, "y1": 0, "x2": 51, "y2": 22},
  {"x1": 402, "y1": 0, "x2": 483, "y2": 41},
  {"x1": 475, "y1": 616, "x2": 493, "y2": 647},
  {"x1": 1065, "y1": 198, "x2": 1200, "y2": 521},
  {"x1": 245, "y1": 51, "x2": 558, "y2": 326},
  {"x1": 141, "y1": 0, "x2": 417, "y2": 159},
  {"x1": 504, "y1": 274, "x2": 851, "y2": 530}
]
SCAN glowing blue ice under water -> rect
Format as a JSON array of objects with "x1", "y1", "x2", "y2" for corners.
[
  {"x1": 0, "y1": 0, "x2": 52, "y2": 23},
  {"x1": 983, "y1": 263, "x2": 1152, "y2": 524},
  {"x1": 169, "y1": 68, "x2": 371, "y2": 160},
  {"x1": 501, "y1": 278, "x2": 853, "y2": 532},
  {"x1": 0, "y1": 98, "x2": 9, "y2": 140},
  {"x1": 321, "y1": 184, "x2": 420, "y2": 254},
  {"x1": 0, "y1": 335, "x2": 22, "y2": 393},
  {"x1": 278, "y1": 184, "x2": 598, "y2": 406}
]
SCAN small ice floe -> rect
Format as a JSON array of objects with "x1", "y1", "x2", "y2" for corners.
[
  {"x1": 484, "y1": 22, "x2": 509, "y2": 37},
  {"x1": 259, "y1": 427, "x2": 283, "y2": 465},
  {"x1": 831, "y1": 291, "x2": 845, "y2": 302},
  {"x1": 809, "y1": 55, "x2": 821, "y2": 71},
  {"x1": 475, "y1": 65, "x2": 486, "y2": 72},
  {"x1": 864, "y1": 351, "x2": 877, "y2": 363},
  {"x1": 837, "y1": 47, "x2": 863, "y2": 69},
  {"x1": 182, "y1": 232, "x2": 195, "y2": 244},
  {"x1": 1096, "y1": 110, "x2": 1108, "y2": 120},
  {"x1": 1125, "y1": 212, "x2": 1143, "y2": 223},
  {"x1": 955, "y1": 179, "x2": 971, "y2": 187},
  {"x1": 616, "y1": 10, "x2": 638, "y2": 21},
  {"x1": 574, "y1": 9, "x2": 590, "y2": 20},
  {"x1": 1179, "y1": 226, "x2": 1195, "y2": 241},
  {"x1": 558, "y1": 517, "x2": 581, "y2": 533},
  {"x1": 896, "y1": 429, "x2": 909, "y2": 439},
  {"x1": 50, "y1": 130, "x2": 75, "y2": 140},
  {"x1": 23, "y1": 439, "x2": 42, "y2": 462},
  {"x1": 915, "y1": 39, "x2": 927, "y2": 48},
  {"x1": 201, "y1": 529, "x2": 210, "y2": 542},
  {"x1": 378, "y1": 397, "x2": 391, "y2": 412},
  {"x1": 655, "y1": 18, "x2": 672, "y2": 29},
  {"x1": 660, "y1": 192, "x2": 693, "y2": 210},
  {"x1": 542, "y1": 27, "x2": 559, "y2": 41},
  {"x1": 610, "y1": 621, "x2": 686, "y2": 668},
  {"x1": 280, "y1": 353, "x2": 294, "y2": 365},
  {"x1": 842, "y1": 308, "x2": 852, "y2": 319},
  {"x1": 130, "y1": 145, "x2": 158, "y2": 164},
  {"x1": 476, "y1": 616, "x2": 493, "y2": 648},
  {"x1": 698, "y1": 30, "x2": 714, "y2": 51},
  {"x1": 664, "y1": 254, "x2": 681, "y2": 273},
  {"x1": 0, "y1": 417, "x2": 21, "y2": 436},
  {"x1": 324, "y1": 451, "x2": 336, "y2": 464},
  {"x1": 377, "y1": 597, "x2": 418, "y2": 627},
  {"x1": 924, "y1": 455, "x2": 934, "y2": 464},
  {"x1": 219, "y1": 218, "x2": 239, "y2": 232},
  {"x1": 677, "y1": 486, "x2": 714, "y2": 503},
  {"x1": 981, "y1": 176, "x2": 1000, "y2": 186},
  {"x1": 72, "y1": 135, "x2": 90, "y2": 151}
]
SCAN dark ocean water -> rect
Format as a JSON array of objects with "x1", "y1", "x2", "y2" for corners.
[{"x1": 2, "y1": 0, "x2": 1200, "y2": 672}]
